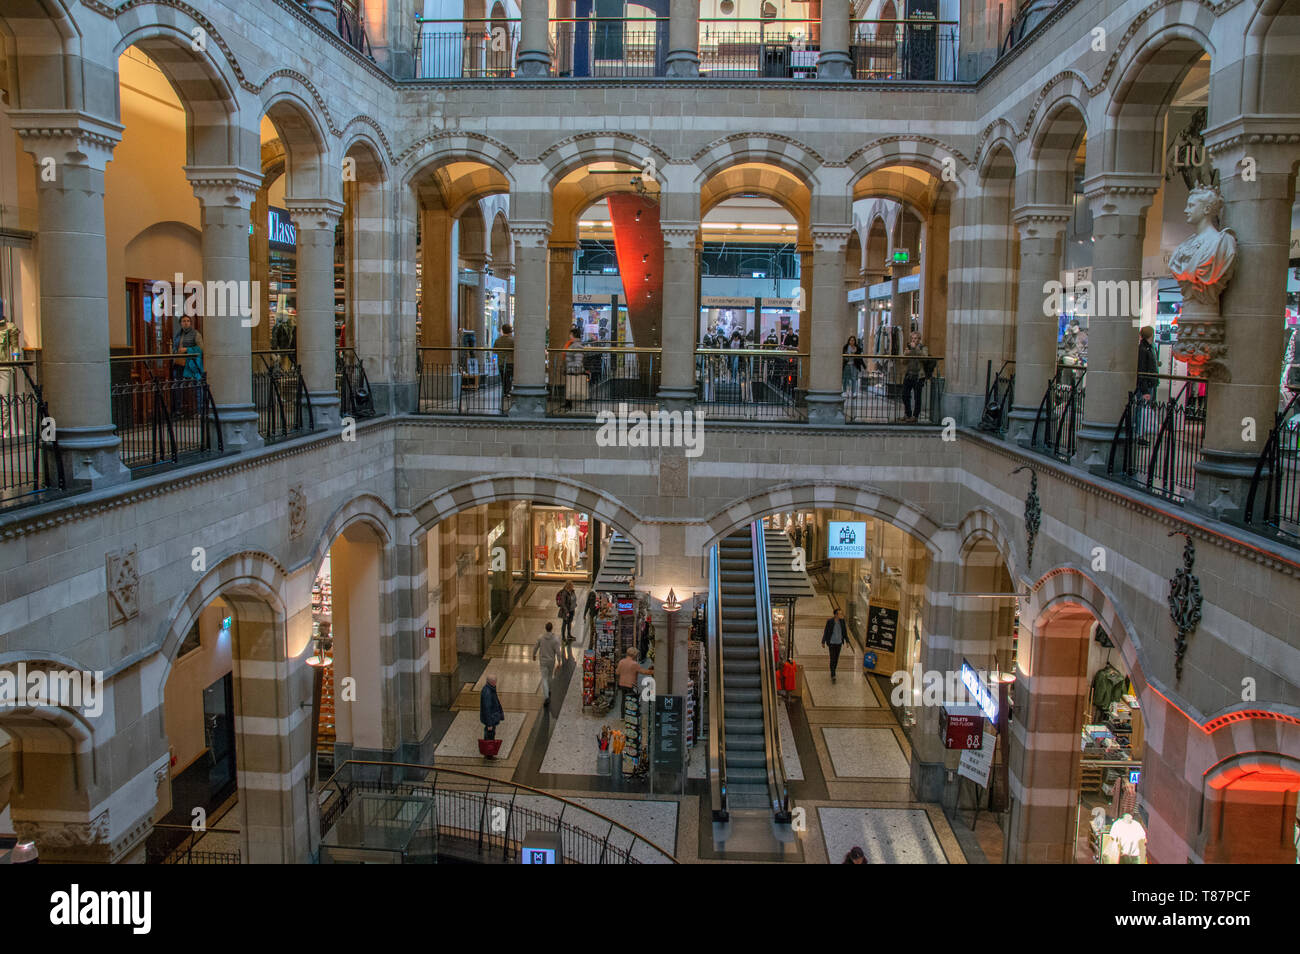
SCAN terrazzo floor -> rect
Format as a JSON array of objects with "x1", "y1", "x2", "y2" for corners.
[
  {"x1": 472, "y1": 653, "x2": 543, "y2": 695},
  {"x1": 802, "y1": 667, "x2": 880, "y2": 708},
  {"x1": 435, "y1": 710, "x2": 528, "y2": 760},
  {"x1": 818, "y1": 807, "x2": 949, "y2": 864},
  {"x1": 821, "y1": 727, "x2": 911, "y2": 778}
]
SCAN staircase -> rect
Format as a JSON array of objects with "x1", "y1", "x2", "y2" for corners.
[{"x1": 716, "y1": 529, "x2": 771, "y2": 810}]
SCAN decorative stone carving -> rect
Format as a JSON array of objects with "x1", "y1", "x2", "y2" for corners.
[
  {"x1": 1167, "y1": 532, "x2": 1203, "y2": 683},
  {"x1": 288, "y1": 484, "x2": 307, "y2": 539},
  {"x1": 660, "y1": 453, "x2": 689, "y2": 498},
  {"x1": 15, "y1": 809, "x2": 110, "y2": 849},
  {"x1": 106, "y1": 547, "x2": 139, "y2": 626},
  {"x1": 1169, "y1": 186, "x2": 1237, "y2": 382},
  {"x1": 1011, "y1": 465, "x2": 1041, "y2": 573}
]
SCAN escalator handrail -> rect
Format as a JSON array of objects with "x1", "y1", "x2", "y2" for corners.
[
  {"x1": 707, "y1": 542, "x2": 728, "y2": 818},
  {"x1": 751, "y1": 521, "x2": 790, "y2": 821}
]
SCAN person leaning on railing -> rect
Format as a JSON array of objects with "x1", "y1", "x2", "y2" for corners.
[{"x1": 901, "y1": 331, "x2": 930, "y2": 423}]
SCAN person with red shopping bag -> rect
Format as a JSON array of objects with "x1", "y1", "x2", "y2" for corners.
[{"x1": 479, "y1": 676, "x2": 504, "y2": 758}]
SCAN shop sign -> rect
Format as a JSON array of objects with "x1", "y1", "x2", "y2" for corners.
[
  {"x1": 961, "y1": 658, "x2": 999, "y2": 723},
  {"x1": 616, "y1": 598, "x2": 635, "y2": 615},
  {"x1": 534, "y1": 545, "x2": 548, "y2": 561},
  {"x1": 268, "y1": 206, "x2": 297, "y2": 251},
  {"x1": 940, "y1": 705, "x2": 984, "y2": 750},
  {"x1": 424, "y1": 626, "x2": 436, "y2": 639},
  {"x1": 864, "y1": 603, "x2": 899, "y2": 653},
  {"x1": 827, "y1": 521, "x2": 866, "y2": 559}
]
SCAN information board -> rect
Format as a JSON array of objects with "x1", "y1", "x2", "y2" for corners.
[
  {"x1": 654, "y1": 694, "x2": 684, "y2": 763},
  {"x1": 958, "y1": 730, "x2": 996, "y2": 787},
  {"x1": 864, "y1": 602, "x2": 899, "y2": 653}
]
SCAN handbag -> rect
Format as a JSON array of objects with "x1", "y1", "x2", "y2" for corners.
[{"x1": 478, "y1": 737, "x2": 502, "y2": 757}]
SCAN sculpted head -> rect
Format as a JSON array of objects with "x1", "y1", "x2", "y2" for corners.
[{"x1": 1184, "y1": 186, "x2": 1224, "y2": 226}]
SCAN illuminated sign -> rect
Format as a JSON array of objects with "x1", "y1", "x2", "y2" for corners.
[
  {"x1": 892, "y1": 249, "x2": 910, "y2": 264},
  {"x1": 827, "y1": 521, "x2": 866, "y2": 559},
  {"x1": 961, "y1": 658, "x2": 998, "y2": 723},
  {"x1": 268, "y1": 207, "x2": 298, "y2": 251},
  {"x1": 1129, "y1": 769, "x2": 1141, "y2": 785}
]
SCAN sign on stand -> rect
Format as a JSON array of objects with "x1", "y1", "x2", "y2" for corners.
[
  {"x1": 653, "y1": 695, "x2": 686, "y2": 795},
  {"x1": 958, "y1": 730, "x2": 996, "y2": 787}
]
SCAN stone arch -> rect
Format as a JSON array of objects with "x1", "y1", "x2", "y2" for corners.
[
  {"x1": 699, "y1": 480, "x2": 942, "y2": 554},
  {"x1": 1030, "y1": 565, "x2": 1145, "y2": 690},
  {"x1": 1024, "y1": 96, "x2": 1088, "y2": 208},
  {"x1": 956, "y1": 507, "x2": 1023, "y2": 582},
  {"x1": 1243, "y1": 0, "x2": 1300, "y2": 114},
  {"x1": 411, "y1": 473, "x2": 644, "y2": 545},
  {"x1": 846, "y1": 136, "x2": 969, "y2": 186},
  {"x1": 0, "y1": 699, "x2": 96, "y2": 791},
  {"x1": 692, "y1": 133, "x2": 823, "y2": 189},
  {"x1": 699, "y1": 163, "x2": 810, "y2": 244},
  {"x1": 340, "y1": 127, "x2": 392, "y2": 185},
  {"x1": 541, "y1": 132, "x2": 673, "y2": 190},
  {"x1": 399, "y1": 133, "x2": 519, "y2": 193},
  {"x1": 261, "y1": 85, "x2": 334, "y2": 200},
  {"x1": 113, "y1": 21, "x2": 245, "y2": 169},
  {"x1": 490, "y1": 208, "x2": 513, "y2": 269},
  {"x1": 306, "y1": 493, "x2": 396, "y2": 577},
  {"x1": 852, "y1": 167, "x2": 945, "y2": 214}
]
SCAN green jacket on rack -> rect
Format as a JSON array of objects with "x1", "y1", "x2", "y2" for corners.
[{"x1": 1092, "y1": 665, "x2": 1127, "y2": 712}]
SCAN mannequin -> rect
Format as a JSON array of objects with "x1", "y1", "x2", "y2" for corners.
[{"x1": 565, "y1": 519, "x2": 579, "y2": 567}]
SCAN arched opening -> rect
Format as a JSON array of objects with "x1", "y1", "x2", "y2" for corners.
[{"x1": 1199, "y1": 755, "x2": 1300, "y2": 864}]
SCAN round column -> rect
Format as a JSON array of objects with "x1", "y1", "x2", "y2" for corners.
[
  {"x1": 817, "y1": 0, "x2": 853, "y2": 80},
  {"x1": 509, "y1": 222, "x2": 552, "y2": 417},
  {"x1": 547, "y1": 244, "x2": 576, "y2": 349},
  {"x1": 1007, "y1": 205, "x2": 1072, "y2": 443},
  {"x1": 14, "y1": 113, "x2": 128, "y2": 486},
  {"x1": 288, "y1": 201, "x2": 344, "y2": 429},
  {"x1": 516, "y1": 0, "x2": 552, "y2": 77},
  {"x1": 188, "y1": 168, "x2": 264, "y2": 451},
  {"x1": 1074, "y1": 176, "x2": 1158, "y2": 469},
  {"x1": 806, "y1": 227, "x2": 851, "y2": 424},
  {"x1": 665, "y1": 0, "x2": 700, "y2": 77}
]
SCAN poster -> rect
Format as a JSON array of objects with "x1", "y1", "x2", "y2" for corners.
[
  {"x1": 958, "y1": 731, "x2": 996, "y2": 788},
  {"x1": 865, "y1": 602, "x2": 899, "y2": 653}
]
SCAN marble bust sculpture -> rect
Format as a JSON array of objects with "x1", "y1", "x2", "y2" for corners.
[{"x1": 1169, "y1": 186, "x2": 1236, "y2": 380}]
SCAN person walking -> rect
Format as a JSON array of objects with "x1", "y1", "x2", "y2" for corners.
[
  {"x1": 532, "y1": 622, "x2": 563, "y2": 711},
  {"x1": 479, "y1": 675, "x2": 504, "y2": 752},
  {"x1": 583, "y1": 588, "x2": 598, "y2": 638},
  {"x1": 493, "y1": 323, "x2": 515, "y2": 408},
  {"x1": 557, "y1": 581, "x2": 578, "y2": 657},
  {"x1": 901, "y1": 330, "x2": 930, "y2": 423},
  {"x1": 822, "y1": 608, "x2": 849, "y2": 682},
  {"x1": 842, "y1": 334, "x2": 864, "y2": 399},
  {"x1": 1136, "y1": 325, "x2": 1159, "y2": 445},
  {"x1": 615, "y1": 646, "x2": 653, "y2": 714}
]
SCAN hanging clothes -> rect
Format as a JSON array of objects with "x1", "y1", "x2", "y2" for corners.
[{"x1": 1091, "y1": 664, "x2": 1127, "y2": 712}]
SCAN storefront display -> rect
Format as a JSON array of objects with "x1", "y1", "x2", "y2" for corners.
[{"x1": 531, "y1": 506, "x2": 592, "y2": 579}]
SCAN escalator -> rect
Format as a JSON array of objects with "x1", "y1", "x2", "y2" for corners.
[{"x1": 708, "y1": 523, "x2": 790, "y2": 823}]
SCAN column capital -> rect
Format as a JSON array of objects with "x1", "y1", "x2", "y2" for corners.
[
  {"x1": 512, "y1": 221, "x2": 551, "y2": 249},
  {"x1": 1082, "y1": 173, "x2": 1161, "y2": 216},
  {"x1": 1204, "y1": 116, "x2": 1300, "y2": 176},
  {"x1": 186, "y1": 166, "x2": 262, "y2": 210},
  {"x1": 10, "y1": 110, "x2": 123, "y2": 172},
  {"x1": 661, "y1": 223, "x2": 700, "y2": 250},
  {"x1": 547, "y1": 243, "x2": 578, "y2": 257},
  {"x1": 286, "y1": 198, "x2": 345, "y2": 230},
  {"x1": 1013, "y1": 204, "x2": 1073, "y2": 237},
  {"x1": 810, "y1": 226, "x2": 853, "y2": 254}
]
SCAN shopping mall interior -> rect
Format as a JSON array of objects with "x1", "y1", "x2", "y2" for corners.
[{"x1": 0, "y1": 0, "x2": 1298, "y2": 869}]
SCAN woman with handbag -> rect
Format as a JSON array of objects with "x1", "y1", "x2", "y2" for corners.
[{"x1": 172, "y1": 315, "x2": 205, "y2": 417}]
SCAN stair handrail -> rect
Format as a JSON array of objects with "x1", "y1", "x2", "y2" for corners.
[
  {"x1": 1244, "y1": 389, "x2": 1300, "y2": 528},
  {"x1": 751, "y1": 521, "x2": 791, "y2": 823},
  {"x1": 1146, "y1": 382, "x2": 1190, "y2": 492},
  {"x1": 707, "y1": 542, "x2": 729, "y2": 821}
]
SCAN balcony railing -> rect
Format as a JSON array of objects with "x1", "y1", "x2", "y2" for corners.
[
  {"x1": 1105, "y1": 376, "x2": 1207, "y2": 504},
  {"x1": 978, "y1": 359, "x2": 1016, "y2": 436},
  {"x1": 1244, "y1": 390, "x2": 1300, "y2": 546},
  {"x1": 336, "y1": 348, "x2": 377, "y2": 420},
  {"x1": 548, "y1": 345, "x2": 659, "y2": 417},
  {"x1": 416, "y1": 346, "x2": 508, "y2": 416},
  {"x1": 696, "y1": 347, "x2": 803, "y2": 421},
  {"x1": 842, "y1": 353, "x2": 945, "y2": 425},
  {"x1": 252, "y1": 351, "x2": 315, "y2": 443},
  {"x1": 415, "y1": 18, "x2": 520, "y2": 78},
  {"x1": 337, "y1": 2, "x2": 373, "y2": 57},
  {"x1": 1030, "y1": 364, "x2": 1085, "y2": 463},
  {"x1": 319, "y1": 760, "x2": 677, "y2": 863},
  {"x1": 109, "y1": 356, "x2": 224, "y2": 474},
  {"x1": 145, "y1": 824, "x2": 241, "y2": 865},
  {"x1": 0, "y1": 361, "x2": 64, "y2": 508},
  {"x1": 412, "y1": 17, "x2": 959, "y2": 81}
]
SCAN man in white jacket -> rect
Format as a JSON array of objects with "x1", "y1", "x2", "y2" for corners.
[{"x1": 532, "y1": 622, "x2": 563, "y2": 711}]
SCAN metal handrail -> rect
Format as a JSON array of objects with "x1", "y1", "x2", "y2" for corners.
[
  {"x1": 1031, "y1": 364, "x2": 1084, "y2": 461},
  {"x1": 318, "y1": 759, "x2": 679, "y2": 863},
  {"x1": 707, "y1": 543, "x2": 728, "y2": 821},
  {"x1": 1244, "y1": 390, "x2": 1300, "y2": 530},
  {"x1": 751, "y1": 520, "x2": 791, "y2": 823}
]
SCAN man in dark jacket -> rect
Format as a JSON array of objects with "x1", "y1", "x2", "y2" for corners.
[
  {"x1": 480, "y1": 675, "x2": 504, "y2": 748},
  {"x1": 822, "y1": 608, "x2": 849, "y2": 682},
  {"x1": 1136, "y1": 326, "x2": 1159, "y2": 444}
]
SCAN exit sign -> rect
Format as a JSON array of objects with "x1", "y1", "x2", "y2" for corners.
[{"x1": 892, "y1": 250, "x2": 909, "y2": 264}]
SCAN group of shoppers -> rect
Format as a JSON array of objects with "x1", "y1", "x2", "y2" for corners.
[{"x1": 841, "y1": 329, "x2": 932, "y2": 422}]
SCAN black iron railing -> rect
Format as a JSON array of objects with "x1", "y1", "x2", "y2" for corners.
[
  {"x1": 696, "y1": 347, "x2": 803, "y2": 421},
  {"x1": 552, "y1": 17, "x2": 668, "y2": 77},
  {"x1": 1030, "y1": 364, "x2": 1085, "y2": 463},
  {"x1": 415, "y1": 18, "x2": 520, "y2": 78},
  {"x1": 979, "y1": 359, "x2": 1016, "y2": 435},
  {"x1": 319, "y1": 760, "x2": 677, "y2": 864},
  {"x1": 1244, "y1": 391, "x2": 1300, "y2": 546},
  {"x1": 843, "y1": 353, "x2": 945, "y2": 424},
  {"x1": 697, "y1": 19, "x2": 823, "y2": 77},
  {"x1": 109, "y1": 356, "x2": 223, "y2": 473},
  {"x1": 145, "y1": 824, "x2": 241, "y2": 864},
  {"x1": 0, "y1": 361, "x2": 64, "y2": 507},
  {"x1": 1106, "y1": 378, "x2": 1206, "y2": 503},
  {"x1": 548, "y1": 346, "x2": 659, "y2": 418},
  {"x1": 337, "y1": 348, "x2": 377, "y2": 419},
  {"x1": 252, "y1": 352, "x2": 314, "y2": 443},
  {"x1": 416, "y1": 346, "x2": 508, "y2": 416},
  {"x1": 338, "y1": 2, "x2": 373, "y2": 57},
  {"x1": 850, "y1": 20, "x2": 959, "y2": 80}
]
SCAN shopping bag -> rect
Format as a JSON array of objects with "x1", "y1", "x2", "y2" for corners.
[{"x1": 478, "y1": 738, "x2": 502, "y2": 757}]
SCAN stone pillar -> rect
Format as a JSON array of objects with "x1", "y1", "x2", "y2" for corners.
[
  {"x1": 923, "y1": 202, "x2": 951, "y2": 360},
  {"x1": 13, "y1": 113, "x2": 129, "y2": 487},
  {"x1": 509, "y1": 221, "x2": 551, "y2": 417},
  {"x1": 363, "y1": 0, "x2": 416, "y2": 79},
  {"x1": 516, "y1": 0, "x2": 552, "y2": 77},
  {"x1": 1007, "y1": 205, "x2": 1072, "y2": 443},
  {"x1": 806, "y1": 227, "x2": 852, "y2": 424},
  {"x1": 1074, "y1": 176, "x2": 1157, "y2": 470},
  {"x1": 665, "y1": 0, "x2": 701, "y2": 77},
  {"x1": 287, "y1": 201, "x2": 344, "y2": 430},
  {"x1": 188, "y1": 167, "x2": 264, "y2": 451},
  {"x1": 496, "y1": 262, "x2": 516, "y2": 331},
  {"x1": 1193, "y1": 134, "x2": 1297, "y2": 516},
  {"x1": 420, "y1": 206, "x2": 455, "y2": 349},
  {"x1": 659, "y1": 225, "x2": 700, "y2": 411},
  {"x1": 548, "y1": 244, "x2": 576, "y2": 348},
  {"x1": 461, "y1": 251, "x2": 489, "y2": 347},
  {"x1": 817, "y1": 0, "x2": 853, "y2": 80}
]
